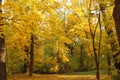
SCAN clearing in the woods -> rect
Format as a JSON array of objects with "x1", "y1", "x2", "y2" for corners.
[{"x1": 8, "y1": 74, "x2": 111, "y2": 80}]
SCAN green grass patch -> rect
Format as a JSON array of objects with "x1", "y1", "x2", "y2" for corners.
[{"x1": 63, "y1": 70, "x2": 108, "y2": 75}]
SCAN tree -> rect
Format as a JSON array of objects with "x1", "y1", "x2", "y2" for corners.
[
  {"x1": 70, "y1": 0, "x2": 102, "y2": 79},
  {"x1": 113, "y1": 0, "x2": 120, "y2": 72},
  {"x1": 113, "y1": 0, "x2": 120, "y2": 46},
  {"x1": 100, "y1": 2, "x2": 118, "y2": 75},
  {"x1": 29, "y1": 34, "x2": 34, "y2": 76},
  {"x1": 86, "y1": 0, "x2": 102, "y2": 80},
  {"x1": 0, "y1": 0, "x2": 7, "y2": 80}
]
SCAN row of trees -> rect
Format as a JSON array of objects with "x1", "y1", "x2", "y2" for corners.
[{"x1": 0, "y1": 0, "x2": 120, "y2": 80}]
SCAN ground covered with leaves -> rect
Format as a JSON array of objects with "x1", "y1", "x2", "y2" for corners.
[{"x1": 8, "y1": 74, "x2": 111, "y2": 80}]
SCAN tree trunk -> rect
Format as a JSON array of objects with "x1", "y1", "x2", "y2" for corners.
[
  {"x1": 0, "y1": 37, "x2": 7, "y2": 80},
  {"x1": 113, "y1": 0, "x2": 120, "y2": 46},
  {"x1": 113, "y1": 0, "x2": 120, "y2": 71},
  {"x1": 23, "y1": 59, "x2": 28, "y2": 73},
  {"x1": 29, "y1": 34, "x2": 34, "y2": 76},
  {"x1": 0, "y1": 0, "x2": 7, "y2": 80},
  {"x1": 96, "y1": 10, "x2": 102, "y2": 80},
  {"x1": 96, "y1": 62, "x2": 100, "y2": 80},
  {"x1": 94, "y1": 50, "x2": 100, "y2": 80},
  {"x1": 107, "y1": 52, "x2": 111, "y2": 75},
  {"x1": 23, "y1": 46, "x2": 29, "y2": 73},
  {"x1": 79, "y1": 44, "x2": 84, "y2": 70}
]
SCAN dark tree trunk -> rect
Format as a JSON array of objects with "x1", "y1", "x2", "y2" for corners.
[
  {"x1": 0, "y1": 38, "x2": 7, "y2": 80},
  {"x1": 29, "y1": 34, "x2": 34, "y2": 76},
  {"x1": 0, "y1": 0, "x2": 7, "y2": 80},
  {"x1": 107, "y1": 52, "x2": 111, "y2": 75},
  {"x1": 79, "y1": 44, "x2": 84, "y2": 70},
  {"x1": 22, "y1": 59, "x2": 28, "y2": 73},
  {"x1": 113, "y1": 0, "x2": 120, "y2": 71},
  {"x1": 113, "y1": 0, "x2": 120, "y2": 46},
  {"x1": 94, "y1": 51, "x2": 100, "y2": 80},
  {"x1": 23, "y1": 46, "x2": 29, "y2": 73},
  {"x1": 91, "y1": 31, "x2": 100, "y2": 80},
  {"x1": 96, "y1": 61, "x2": 100, "y2": 80}
]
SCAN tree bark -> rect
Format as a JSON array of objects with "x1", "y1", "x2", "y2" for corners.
[
  {"x1": 113, "y1": 0, "x2": 120, "y2": 71},
  {"x1": 107, "y1": 52, "x2": 111, "y2": 75},
  {"x1": 0, "y1": 37, "x2": 7, "y2": 80},
  {"x1": 113, "y1": 0, "x2": 120, "y2": 46},
  {"x1": 79, "y1": 44, "x2": 84, "y2": 70},
  {"x1": 29, "y1": 34, "x2": 34, "y2": 76},
  {"x1": 96, "y1": 62, "x2": 100, "y2": 80},
  {"x1": 23, "y1": 59, "x2": 28, "y2": 73},
  {"x1": 0, "y1": 0, "x2": 7, "y2": 80},
  {"x1": 23, "y1": 46, "x2": 29, "y2": 73}
]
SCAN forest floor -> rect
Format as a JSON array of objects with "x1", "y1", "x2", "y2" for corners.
[{"x1": 8, "y1": 73, "x2": 111, "y2": 80}]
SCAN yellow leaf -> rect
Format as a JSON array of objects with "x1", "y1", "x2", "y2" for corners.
[{"x1": 59, "y1": 36, "x2": 72, "y2": 44}]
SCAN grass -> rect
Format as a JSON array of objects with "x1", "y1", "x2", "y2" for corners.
[
  {"x1": 8, "y1": 71, "x2": 111, "y2": 80},
  {"x1": 8, "y1": 74, "x2": 111, "y2": 80},
  {"x1": 63, "y1": 70, "x2": 107, "y2": 75}
]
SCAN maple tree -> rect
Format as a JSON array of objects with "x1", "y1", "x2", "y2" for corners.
[{"x1": 0, "y1": 0, "x2": 120, "y2": 80}]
